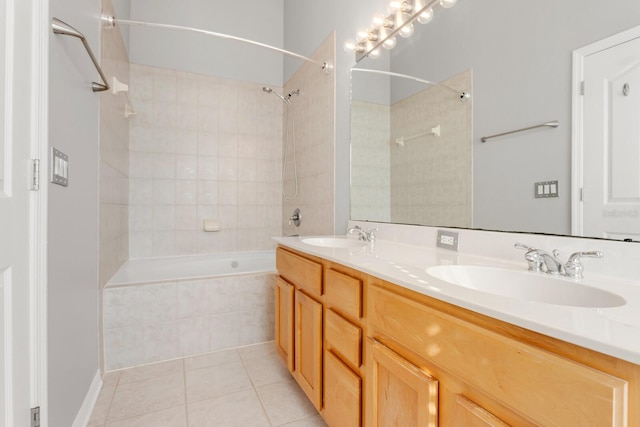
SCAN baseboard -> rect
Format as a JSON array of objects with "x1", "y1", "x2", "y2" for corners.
[{"x1": 72, "y1": 369, "x2": 102, "y2": 427}]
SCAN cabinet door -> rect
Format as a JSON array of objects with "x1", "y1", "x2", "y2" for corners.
[
  {"x1": 294, "y1": 289, "x2": 323, "y2": 410},
  {"x1": 368, "y1": 339, "x2": 438, "y2": 427},
  {"x1": 324, "y1": 350, "x2": 362, "y2": 427},
  {"x1": 452, "y1": 395, "x2": 510, "y2": 427},
  {"x1": 275, "y1": 277, "x2": 295, "y2": 372}
]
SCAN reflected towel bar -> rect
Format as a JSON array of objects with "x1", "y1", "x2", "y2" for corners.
[
  {"x1": 51, "y1": 17, "x2": 110, "y2": 92},
  {"x1": 481, "y1": 120, "x2": 559, "y2": 143}
]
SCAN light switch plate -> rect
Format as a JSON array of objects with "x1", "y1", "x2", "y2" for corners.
[
  {"x1": 534, "y1": 180, "x2": 558, "y2": 198},
  {"x1": 50, "y1": 147, "x2": 68, "y2": 187}
]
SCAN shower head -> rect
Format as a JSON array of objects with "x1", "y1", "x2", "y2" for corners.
[{"x1": 262, "y1": 86, "x2": 290, "y2": 104}]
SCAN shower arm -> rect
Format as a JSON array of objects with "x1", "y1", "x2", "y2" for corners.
[{"x1": 102, "y1": 15, "x2": 333, "y2": 74}]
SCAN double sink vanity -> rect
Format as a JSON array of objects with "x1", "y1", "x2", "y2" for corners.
[{"x1": 273, "y1": 224, "x2": 640, "y2": 426}]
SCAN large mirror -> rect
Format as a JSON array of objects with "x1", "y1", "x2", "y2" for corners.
[{"x1": 350, "y1": 0, "x2": 640, "y2": 240}]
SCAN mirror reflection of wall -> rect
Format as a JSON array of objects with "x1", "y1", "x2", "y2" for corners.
[
  {"x1": 351, "y1": 68, "x2": 472, "y2": 226},
  {"x1": 350, "y1": 0, "x2": 640, "y2": 239}
]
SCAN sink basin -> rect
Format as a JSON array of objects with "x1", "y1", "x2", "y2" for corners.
[
  {"x1": 301, "y1": 237, "x2": 367, "y2": 248},
  {"x1": 426, "y1": 265, "x2": 625, "y2": 308}
]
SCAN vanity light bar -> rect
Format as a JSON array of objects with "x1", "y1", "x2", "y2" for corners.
[{"x1": 346, "y1": 0, "x2": 458, "y2": 62}]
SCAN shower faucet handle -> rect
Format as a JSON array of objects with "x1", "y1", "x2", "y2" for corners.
[{"x1": 288, "y1": 208, "x2": 301, "y2": 227}]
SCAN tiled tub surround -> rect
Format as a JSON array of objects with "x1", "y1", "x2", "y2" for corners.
[
  {"x1": 128, "y1": 64, "x2": 283, "y2": 258},
  {"x1": 276, "y1": 221, "x2": 640, "y2": 364},
  {"x1": 104, "y1": 252, "x2": 276, "y2": 370}
]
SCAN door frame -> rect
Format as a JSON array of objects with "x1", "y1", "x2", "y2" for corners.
[
  {"x1": 30, "y1": 0, "x2": 49, "y2": 423},
  {"x1": 571, "y1": 25, "x2": 640, "y2": 236}
]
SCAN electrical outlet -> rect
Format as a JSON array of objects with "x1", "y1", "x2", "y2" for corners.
[{"x1": 436, "y1": 230, "x2": 459, "y2": 251}]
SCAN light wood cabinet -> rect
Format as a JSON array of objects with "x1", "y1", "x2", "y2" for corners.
[
  {"x1": 324, "y1": 350, "x2": 362, "y2": 427},
  {"x1": 294, "y1": 289, "x2": 323, "y2": 410},
  {"x1": 368, "y1": 281, "x2": 633, "y2": 426},
  {"x1": 275, "y1": 277, "x2": 294, "y2": 372},
  {"x1": 276, "y1": 245, "x2": 640, "y2": 426},
  {"x1": 367, "y1": 338, "x2": 438, "y2": 427},
  {"x1": 451, "y1": 395, "x2": 510, "y2": 427}
]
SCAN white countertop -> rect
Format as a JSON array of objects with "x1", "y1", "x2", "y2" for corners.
[{"x1": 274, "y1": 235, "x2": 640, "y2": 365}]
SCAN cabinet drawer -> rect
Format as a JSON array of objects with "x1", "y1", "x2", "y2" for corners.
[
  {"x1": 325, "y1": 268, "x2": 362, "y2": 319},
  {"x1": 324, "y1": 350, "x2": 362, "y2": 427},
  {"x1": 276, "y1": 248, "x2": 322, "y2": 296},
  {"x1": 326, "y1": 309, "x2": 362, "y2": 368},
  {"x1": 369, "y1": 285, "x2": 628, "y2": 427}
]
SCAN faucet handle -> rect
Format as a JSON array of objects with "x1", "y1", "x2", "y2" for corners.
[
  {"x1": 514, "y1": 242, "x2": 535, "y2": 251},
  {"x1": 564, "y1": 251, "x2": 603, "y2": 279},
  {"x1": 365, "y1": 227, "x2": 378, "y2": 242},
  {"x1": 514, "y1": 243, "x2": 544, "y2": 272}
]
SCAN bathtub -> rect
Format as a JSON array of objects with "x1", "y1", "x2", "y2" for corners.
[
  {"x1": 103, "y1": 251, "x2": 277, "y2": 370},
  {"x1": 107, "y1": 250, "x2": 276, "y2": 286}
]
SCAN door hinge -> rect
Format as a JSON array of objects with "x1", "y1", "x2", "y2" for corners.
[
  {"x1": 31, "y1": 406, "x2": 40, "y2": 427},
  {"x1": 580, "y1": 80, "x2": 585, "y2": 96},
  {"x1": 31, "y1": 159, "x2": 40, "y2": 191},
  {"x1": 580, "y1": 187, "x2": 584, "y2": 202}
]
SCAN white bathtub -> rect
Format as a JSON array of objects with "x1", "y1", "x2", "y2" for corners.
[
  {"x1": 103, "y1": 251, "x2": 277, "y2": 370},
  {"x1": 107, "y1": 250, "x2": 276, "y2": 286}
]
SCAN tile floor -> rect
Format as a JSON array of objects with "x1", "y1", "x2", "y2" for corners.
[{"x1": 88, "y1": 341, "x2": 326, "y2": 427}]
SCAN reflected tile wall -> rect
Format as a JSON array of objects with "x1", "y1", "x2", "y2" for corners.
[
  {"x1": 390, "y1": 70, "x2": 472, "y2": 227},
  {"x1": 128, "y1": 65, "x2": 283, "y2": 257},
  {"x1": 103, "y1": 274, "x2": 276, "y2": 370},
  {"x1": 350, "y1": 100, "x2": 391, "y2": 222},
  {"x1": 282, "y1": 32, "x2": 336, "y2": 235}
]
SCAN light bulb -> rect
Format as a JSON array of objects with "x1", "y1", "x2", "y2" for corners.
[
  {"x1": 356, "y1": 28, "x2": 369, "y2": 42},
  {"x1": 440, "y1": 0, "x2": 457, "y2": 8},
  {"x1": 372, "y1": 13, "x2": 387, "y2": 27},
  {"x1": 343, "y1": 39, "x2": 358, "y2": 52},
  {"x1": 399, "y1": 23, "x2": 414, "y2": 38},
  {"x1": 368, "y1": 48, "x2": 381, "y2": 58},
  {"x1": 382, "y1": 36, "x2": 397, "y2": 49},
  {"x1": 388, "y1": 0, "x2": 402, "y2": 13},
  {"x1": 417, "y1": 8, "x2": 434, "y2": 24}
]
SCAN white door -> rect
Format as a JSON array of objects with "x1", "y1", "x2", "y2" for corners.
[
  {"x1": 0, "y1": 0, "x2": 40, "y2": 425},
  {"x1": 579, "y1": 31, "x2": 640, "y2": 241}
]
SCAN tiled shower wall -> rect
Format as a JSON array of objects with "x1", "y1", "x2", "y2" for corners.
[
  {"x1": 390, "y1": 70, "x2": 472, "y2": 227},
  {"x1": 282, "y1": 32, "x2": 336, "y2": 236},
  {"x1": 128, "y1": 65, "x2": 283, "y2": 257},
  {"x1": 100, "y1": 0, "x2": 130, "y2": 287}
]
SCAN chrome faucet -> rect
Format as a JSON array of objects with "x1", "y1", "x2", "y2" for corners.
[
  {"x1": 515, "y1": 243, "x2": 603, "y2": 279},
  {"x1": 348, "y1": 226, "x2": 378, "y2": 242}
]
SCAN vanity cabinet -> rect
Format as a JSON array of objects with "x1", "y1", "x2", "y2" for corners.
[
  {"x1": 275, "y1": 247, "x2": 367, "y2": 425},
  {"x1": 368, "y1": 338, "x2": 438, "y2": 427},
  {"x1": 367, "y1": 281, "x2": 631, "y2": 427},
  {"x1": 276, "y1": 244, "x2": 639, "y2": 426},
  {"x1": 323, "y1": 266, "x2": 366, "y2": 427},
  {"x1": 275, "y1": 277, "x2": 294, "y2": 371},
  {"x1": 275, "y1": 247, "x2": 324, "y2": 410}
]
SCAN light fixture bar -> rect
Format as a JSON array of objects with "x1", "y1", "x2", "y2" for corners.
[
  {"x1": 103, "y1": 16, "x2": 333, "y2": 73},
  {"x1": 352, "y1": 68, "x2": 471, "y2": 101},
  {"x1": 356, "y1": 0, "x2": 441, "y2": 62}
]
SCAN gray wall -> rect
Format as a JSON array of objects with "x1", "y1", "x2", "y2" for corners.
[
  {"x1": 48, "y1": 0, "x2": 101, "y2": 424},
  {"x1": 128, "y1": 0, "x2": 284, "y2": 87},
  {"x1": 283, "y1": 0, "x2": 388, "y2": 233},
  {"x1": 388, "y1": 0, "x2": 640, "y2": 234}
]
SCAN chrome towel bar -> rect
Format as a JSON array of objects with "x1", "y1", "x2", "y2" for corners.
[
  {"x1": 51, "y1": 17, "x2": 110, "y2": 92},
  {"x1": 481, "y1": 120, "x2": 559, "y2": 143}
]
